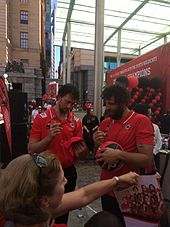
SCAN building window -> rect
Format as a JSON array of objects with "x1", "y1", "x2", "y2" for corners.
[
  {"x1": 20, "y1": 10, "x2": 28, "y2": 24},
  {"x1": 20, "y1": 32, "x2": 28, "y2": 48},
  {"x1": 104, "y1": 57, "x2": 132, "y2": 70},
  {"x1": 20, "y1": 0, "x2": 28, "y2": 3}
]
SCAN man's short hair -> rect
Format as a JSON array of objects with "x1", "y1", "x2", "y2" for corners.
[
  {"x1": 102, "y1": 84, "x2": 130, "y2": 106},
  {"x1": 58, "y1": 83, "x2": 79, "y2": 100}
]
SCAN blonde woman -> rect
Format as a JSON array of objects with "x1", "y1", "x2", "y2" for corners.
[{"x1": 0, "y1": 152, "x2": 138, "y2": 227}]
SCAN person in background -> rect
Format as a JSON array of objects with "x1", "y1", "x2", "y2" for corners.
[
  {"x1": 133, "y1": 104, "x2": 162, "y2": 170},
  {"x1": 0, "y1": 152, "x2": 138, "y2": 227},
  {"x1": 115, "y1": 76, "x2": 129, "y2": 89},
  {"x1": 31, "y1": 106, "x2": 42, "y2": 121},
  {"x1": 43, "y1": 101, "x2": 48, "y2": 110},
  {"x1": 31, "y1": 106, "x2": 39, "y2": 120},
  {"x1": 93, "y1": 84, "x2": 154, "y2": 226},
  {"x1": 84, "y1": 211, "x2": 123, "y2": 227},
  {"x1": 148, "y1": 107, "x2": 162, "y2": 154},
  {"x1": 28, "y1": 84, "x2": 87, "y2": 224},
  {"x1": 160, "y1": 109, "x2": 170, "y2": 135},
  {"x1": 38, "y1": 106, "x2": 43, "y2": 113},
  {"x1": 82, "y1": 103, "x2": 99, "y2": 156}
]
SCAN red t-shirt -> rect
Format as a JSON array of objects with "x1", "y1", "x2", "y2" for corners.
[
  {"x1": 99, "y1": 110, "x2": 154, "y2": 197},
  {"x1": 30, "y1": 107, "x2": 83, "y2": 169}
]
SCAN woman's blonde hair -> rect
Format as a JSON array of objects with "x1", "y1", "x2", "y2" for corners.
[{"x1": 0, "y1": 151, "x2": 61, "y2": 225}]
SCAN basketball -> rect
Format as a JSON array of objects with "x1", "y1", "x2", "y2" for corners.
[{"x1": 96, "y1": 141, "x2": 124, "y2": 170}]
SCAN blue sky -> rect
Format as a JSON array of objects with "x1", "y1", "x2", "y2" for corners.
[
  {"x1": 51, "y1": 0, "x2": 60, "y2": 72},
  {"x1": 56, "y1": 46, "x2": 60, "y2": 71}
]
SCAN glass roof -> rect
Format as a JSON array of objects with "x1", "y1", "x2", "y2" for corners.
[{"x1": 54, "y1": 0, "x2": 170, "y2": 55}]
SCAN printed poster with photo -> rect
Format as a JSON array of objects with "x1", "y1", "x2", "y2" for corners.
[{"x1": 114, "y1": 174, "x2": 164, "y2": 227}]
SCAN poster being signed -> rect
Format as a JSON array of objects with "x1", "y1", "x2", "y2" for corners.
[{"x1": 114, "y1": 174, "x2": 164, "y2": 227}]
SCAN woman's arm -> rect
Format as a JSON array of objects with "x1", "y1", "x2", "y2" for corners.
[{"x1": 53, "y1": 172, "x2": 138, "y2": 217}]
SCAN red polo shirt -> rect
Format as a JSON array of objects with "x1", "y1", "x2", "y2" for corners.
[
  {"x1": 30, "y1": 107, "x2": 83, "y2": 169},
  {"x1": 99, "y1": 110, "x2": 154, "y2": 197}
]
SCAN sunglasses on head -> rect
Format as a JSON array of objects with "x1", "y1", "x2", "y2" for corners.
[
  {"x1": 31, "y1": 154, "x2": 47, "y2": 194},
  {"x1": 32, "y1": 154, "x2": 47, "y2": 168}
]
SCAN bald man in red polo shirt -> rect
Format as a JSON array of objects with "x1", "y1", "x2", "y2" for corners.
[
  {"x1": 93, "y1": 84, "x2": 154, "y2": 227},
  {"x1": 28, "y1": 84, "x2": 87, "y2": 224}
]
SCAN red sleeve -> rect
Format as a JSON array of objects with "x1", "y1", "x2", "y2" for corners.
[
  {"x1": 136, "y1": 115, "x2": 154, "y2": 145},
  {"x1": 30, "y1": 114, "x2": 42, "y2": 140}
]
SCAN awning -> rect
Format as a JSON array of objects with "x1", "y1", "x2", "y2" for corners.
[{"x1": 53, "y1": 0, "x2": 170, "y2": 55}]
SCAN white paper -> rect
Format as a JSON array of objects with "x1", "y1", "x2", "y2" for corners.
[{"x1": 114, "y1": 175, "x2": 163, "y2": 227}]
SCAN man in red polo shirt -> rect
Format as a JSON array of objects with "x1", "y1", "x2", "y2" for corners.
[
  {"x1": 93, "y1": 84, "x2": 154, "y2": 227},
  {"x1": 28, "y1": 83, "x2": 87, "y2": 224}
]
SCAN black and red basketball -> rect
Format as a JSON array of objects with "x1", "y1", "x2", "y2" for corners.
[{"x1": 96, "y1": 141, "x2": 124, "y2": 171}]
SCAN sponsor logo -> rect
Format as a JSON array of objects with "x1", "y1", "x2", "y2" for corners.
[
  {"x1": 40, "y1": 112, "x2": 47, "y2": 118},
  {"x1": 125, "y1": 124, "x2": 131, "y2": 130}
]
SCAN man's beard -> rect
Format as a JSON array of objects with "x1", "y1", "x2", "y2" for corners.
[
  {"x1": 108, "y1": 106, "x2": 124, "y2": 120},
  {"x1": 58, "y1": 103, "x2": 68, "y2": 114}
]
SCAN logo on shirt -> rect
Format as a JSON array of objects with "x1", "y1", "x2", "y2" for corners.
[
  {"x1": 40, "y1": 112, "x2": 47, "y2": 118},
  {"x1": 70, "y1": 122, "x2": 75, "y2": 127},
  {"x1": 125, "y1": 124, "x2": 131, "y2": 130}
]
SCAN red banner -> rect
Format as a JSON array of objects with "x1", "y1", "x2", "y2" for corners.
[
  {"x1": 47, "y1": 82, "x2": 58, "y2": 99},
  {"x1": 107, "y1": 42, "x2": 170, "y2": 110},
  {"x1": 107, "y1": 42, "x2": 170, "y2": 84},
  {"x1": 0, "y1": 76, "x2": 12, "y2": 154}
]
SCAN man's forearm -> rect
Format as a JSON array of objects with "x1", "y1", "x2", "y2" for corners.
[
  {"x1": 28, "y1": 136, "x2": 53, "y2": 154},
  {"x1": 118, "y1": 151, "x2": 152, "y2": 168}
]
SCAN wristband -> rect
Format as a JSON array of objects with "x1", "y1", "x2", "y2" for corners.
[{"x1": 114, "y1": 176, "x2": 120, "y2": 185}]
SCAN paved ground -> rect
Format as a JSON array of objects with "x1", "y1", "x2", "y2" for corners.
[
  {"x1": 67, "y1": 111, "x2": 102, "y2": 227},
  {"x1": 68, "y1": 160, "x2": 102, "y2": 227}
]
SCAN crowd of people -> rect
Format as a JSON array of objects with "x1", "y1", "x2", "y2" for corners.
[{"x1": 0, "y1": 82, "x2": 168, "y2": 227}]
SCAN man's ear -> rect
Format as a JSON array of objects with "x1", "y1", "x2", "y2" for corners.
[{"x1": 40, "y1": 196, "x2": 50, "y2": 208}]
